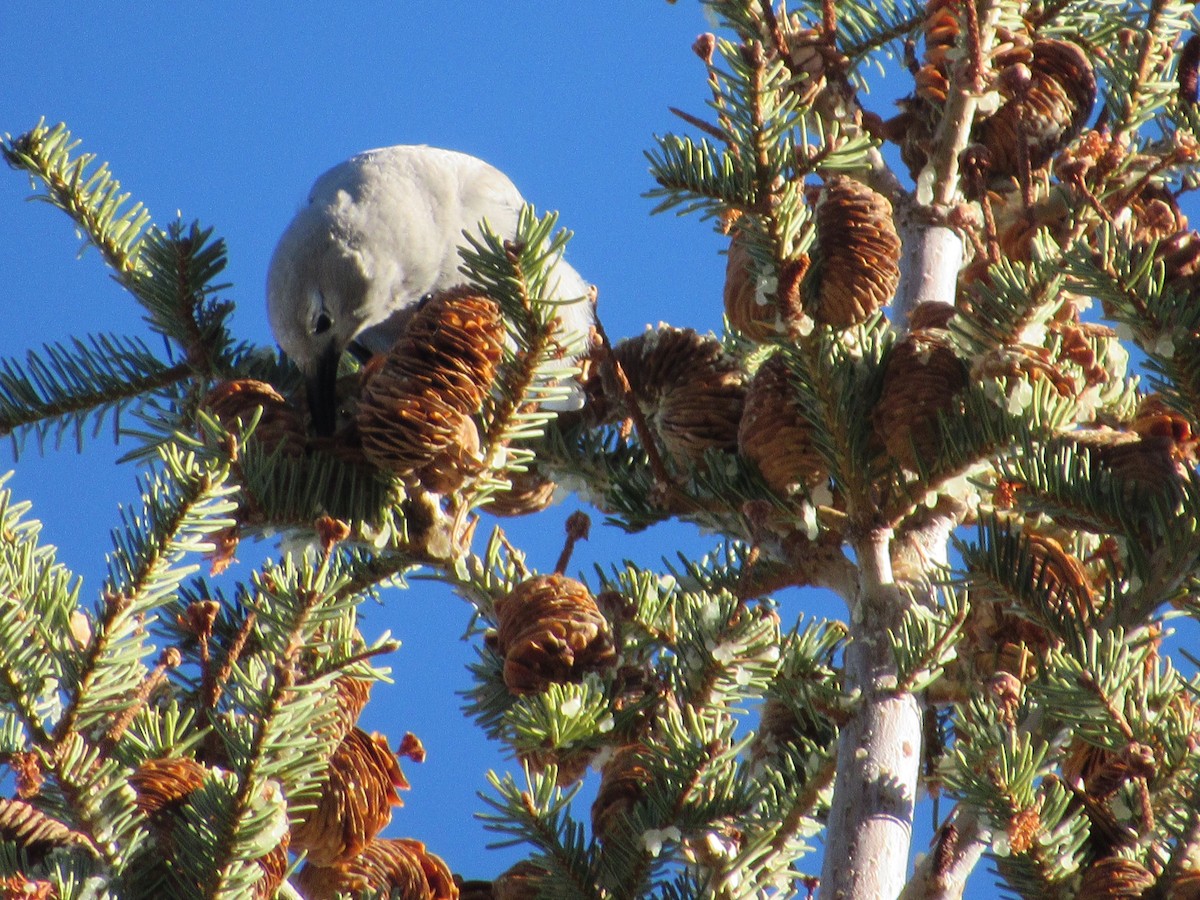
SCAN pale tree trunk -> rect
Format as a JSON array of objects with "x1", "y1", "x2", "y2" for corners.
[
  {"x1": 816, "y1": 0, "x2": 1001, "y2": 891},
  {"x1": 819, "y1": 528, "x2": 923, "y2": 898}
]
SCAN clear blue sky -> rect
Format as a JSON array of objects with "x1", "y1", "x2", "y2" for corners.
[{"x1": 3, "y1": 4, "x2": 1174, "y2": 896}]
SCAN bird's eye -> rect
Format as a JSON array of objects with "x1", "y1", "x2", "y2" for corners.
[{"x1": 313, "y1": 312, "x2": 333, "y2": 335}]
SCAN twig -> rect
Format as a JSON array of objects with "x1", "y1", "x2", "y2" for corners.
[
  {"x1": 820, "y1": 0, "x2": 836, "y2": 45},
  {"x1": 554, "y1": 511, "x2": 591, "y2": 575},
  {"x1": 668, "y1": 106, "x2": 730, "y2": 144},
  {"x1": 759, "y1": 0, "x2": 791, "y2": 60},
  {"x1": 100, "y1": 647, "x2": 180, "y2": 751},
  {"x1": 590, "y1": 292, "x2": 677, "y2": 494}
]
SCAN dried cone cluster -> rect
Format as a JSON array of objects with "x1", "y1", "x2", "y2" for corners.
[
  {"x1": 491, "y1": 574, "x2": 616, "y2": 695},
  {"x1": 202, "y1": 379, "x2": 306, "y2": 456},
  {"x1": 131, "y1": 757, "x2": 287, "y2": 899},
  {"x1": 808, "y1": 176, "x2": 901, "y2": 327},
  {"x1": 723, "y1": 232, "x2": 810, "y2": 340},
  {"x1": 586, "y1": 327, "x2": 746, "y2": 465},
  {"x1": 911, "y1": 0, "x2": 973, "y2": 105},
  {"x1": 873, "y1": 304, "x2": 968, "y2": 470},
  {"x1": 979, "y1": 39, "x2": 1096, "y2": 177},
  {"x1": 357, "y1": 289, "x2": 504, "y2": 491},
  {"x1": 738, "y1": 352, "x2": 826, "y2": 493},
  {"x1": 290, "y1": 727, "x2": 409, "y2": 867},
  {"x1": 296, "y1": 837, "x2": 457, "y2": 900},
  {"x1": 591, "y1": 745, "x2": 654, "y2": 843}
]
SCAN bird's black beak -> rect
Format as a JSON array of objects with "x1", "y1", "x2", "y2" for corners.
[{"x1": 307, "y1": 345, "x2": 341, "y2": 437}]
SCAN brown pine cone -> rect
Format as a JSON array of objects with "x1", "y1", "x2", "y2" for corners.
[
  {"x1": 1077, "y1": 856, "x2": 1155, "y2": 898},
  {"x1": 584, "y1": 327, "x2": 746, "y2": 466},
  {"x1": 492, "y1": 860, "x2": 549, "y2": 900},
  {"x1": 738, "y1": 352, "x2": 826, "y2": 493},
  {"x1": 979, "y1": 39, "x2": 1095, "y2": 176},
  {"x1": 873, "y1": 326, "x2": 968, "y2": 470},
  {"x1": 131, "y1": 757, "x2": 287, "y2": 899},
  {"x1": 483, "y1": 468, "x2": 558, "y2": 517},
  {"x1": 202, "y1": 379, "x2": 306, "y2": 456},
  {"x1": 329, "y1": 676, "x2": 373, "y2": 740},
  {"x1": 807, "y1": 176, "x2": 901, "y2": 327},
  {"x1": 723, "y1": 233, "x2": 811, "y2": 340},
  {"x1": 591, "y1": 745, "x2": 654, "y2": 843},
  {"x1": 296, "y1": 837, "x2": 458, "y2": 900},
  {"x1": 290, "y1": 728, "x2": 409, "y2": 867},
  {"x1": 130, "y1": 757, "x2": 207, "y2": 826},
  {"x1": 357, "y1": 289, "x2": 504, "y2": 491},
  {"x1": 1024, "y1": 532, "x2": 1098, "y2": 624},
  {"x1": 491, "y1": 575, "x2": 616, "y2": 695},
  {"x1": 0, "y1": 799, "x2": 88, "y2": 865}
]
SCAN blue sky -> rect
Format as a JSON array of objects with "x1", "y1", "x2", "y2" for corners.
[{"x1": 4, "y1": 4, "x2": 1177, "y2": 896}]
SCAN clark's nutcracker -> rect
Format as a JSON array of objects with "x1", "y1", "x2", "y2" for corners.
[{"x1": 267, "y1": 145, "x2": 591, "y2": 435}]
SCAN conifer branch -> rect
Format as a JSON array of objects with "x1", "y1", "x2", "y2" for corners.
[
  {"x1": 3, "y1": 121, "x2": 151, "y2": 278},
  {"x1": 0, "y1": 335, "x2": 189, "y2": 453}
]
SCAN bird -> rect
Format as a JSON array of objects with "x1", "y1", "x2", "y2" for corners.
[{"x1": 267, "y1": 145, "x2": 592, "y2": 435}]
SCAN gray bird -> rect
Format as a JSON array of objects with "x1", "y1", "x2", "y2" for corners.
[{"x1": 267, "y1": 145, "x2": 591, "y2": 435}]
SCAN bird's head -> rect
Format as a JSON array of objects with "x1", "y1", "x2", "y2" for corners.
[{"x1": 266, "y1": 219, "x2": 373, "y2": 436}]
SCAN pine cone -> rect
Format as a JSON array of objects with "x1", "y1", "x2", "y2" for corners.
[
  {"x1": 1155, "y1": 229, "x2": 1200, "y2": 287},
  {"x1": 913, "y1": 0, "x2": 960, "y2": 104},
  {"x1": 979, "y1": 39, "x2": 1095, "y2": 176},
  {"x1": 873, "y1": 327, "x2": 968, "y2": 470},
  {"x1": 131, "y1": 757, "x2": 207, "y2": 826},
  {"x1": 723, "y1": 233, "x2": 810, "y2": 340},
  {"x1": 290, "y1": 728, "x2": 409, "y2": 867},
  {"x1": 738, "y1": 352, "x2": 826, "y2": 493},
  {"x1": 330, "y1": 676, "x2": 373, "y2": 740},
  {"x1": 1062, "y1": 739, "x2": 1156, "y2": 800},
  {"x1": 750, "y1": 698, "x2": 803, "y2": 762},
  {"x1": 493, "y1": 860, "x2": 549, "y2": 900},
  {"x1": 357, "y1": 289, "x2": 504, "y2": 491},
  {"x1": 1128, "y1": 184, "x2": 1189, "y2": 244},
  {"x1": 1025, "y1": 532, "x2": 1098, "y2": 624},
  {"x1": 786, "y1": 28, "x2": 834, "y2": 106},
  {"x1": 492, "y1": 575, "x2": 616, "y2": 695},
  {"x1": 591, "y1": 745, "x2": 654, "y2": 843},
  {"x1": 296, "y1": 837, "x2": 458, "y2": 900},
  {"x1": 1077, "y1": 857, "x2": 1155, "y2": 898},
  {"x1": 585, "y1": 327, "x2": 745, "y2": 465},
  {"x1": 1133, "y1": 394, "x2": 1200, "y2": 462},
  {"x1": 807, "y1": 176, "x2": 901, "y2": 327},
  {"x1": 1169, "y1": 871, "x2": 1200, "y2": 900},
  {"x1": 483, "y1": 468, "x2": 558, "y2": 517},
  {"x1": 202, "y1": 379, "x2": 306, "y2": 456},
  {"x1": 0, "y1": 800, "x2": 87, "y2": 865},
  {"x1": 132, "y1": 757, "x2": 287, "y2": 899},
  {"x1": 1072, "y1": 427, "x2": 1189, "y2": 502},
  {"x1": 906, "y1": 301, "x2": 957, "y2": 332}
]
